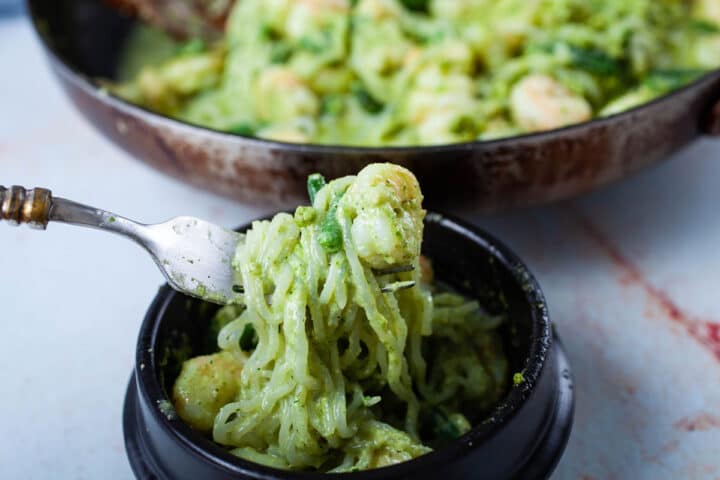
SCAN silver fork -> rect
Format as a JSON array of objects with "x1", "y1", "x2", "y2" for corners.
[
  {"x1": 1, "y1": 185, "x2": 241, "y2": 304},
  {"x1": 1, "y1": 185, "x2": 414, "y2": 303}
]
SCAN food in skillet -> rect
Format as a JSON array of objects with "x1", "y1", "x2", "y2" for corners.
[
  {"x1": 170, "y1": 163, "x2": 509, "y2": 471},
  {"x1": 115, "y1": 0, "x2": 720, "y2": 146}
]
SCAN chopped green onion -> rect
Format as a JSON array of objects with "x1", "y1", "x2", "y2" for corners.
[
  {"x1": 318, "y1": 193, "x2": 343, "y2": 253},
  {"x1": 351, "y1": 84, "x2": 384, "y2": 114},
  {"x1": 270, "y1": 43, "x2": 293, "y2": 64},
  {"x1": 321, "y1": 95, "x2": 345, "y2": 116},
  {"x1": 568, "y1": 45, "x2": 621, "y2": 76},
  {"x1": 307, "y1": 174, "x2": 327, "y2": 204}
]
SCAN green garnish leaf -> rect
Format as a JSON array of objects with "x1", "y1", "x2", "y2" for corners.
[
  {"x1": 270, "y1": 43, "x2": 293, "y2": 64},
  {"x1": 428, "y1": 407, "x2": 461, "y2": 443},
  {"x1": 513, "y1": 372, "x2": 525, "y2": 386},
  {"x1": 318, "y1": 193, "x2": 344, "y2": 253},
  {"x1": 351, "y1": 84, "x2": 384, "y2": 114},
  {"x1": 321, "y1": 95, "x2": 345, "y2": 116},
  {"x1": 568, "y1": 45, "x2": 621, "y2": 76},
  {"x1": 307, "y1": 173, "x2": 327, "y2": 204},
  {"x1": 319, "y1": 217, "x2": 343, "y2": 252},
  {"x1": 451, "y1": 116, "x2": 477, "y2": 137},
  {"x1": 228, "y1": 123, "x2": 256, "y2": 137},
  {"x1": 239, "y1": 323, "x2": 258, "y2": 351},
  {"x1": 298, "y1": 36, "x2": 325, "y2": 54},
  {"x1": 644, "y1": 69, "x2": 708, "y2": 92},
  {"x1": 178, "y1": 38, "x2": 207, "y2": 56},
  {"x1": 690, "y1": 19, "x2": 720, "y2": 34},
  {"x1": 259, "y1": 25, "x2": 281, "y2": 41}
]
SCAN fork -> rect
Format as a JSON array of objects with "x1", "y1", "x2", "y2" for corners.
[{"x1": 1, "y1": 186, "x2": 414, "y2": 303}]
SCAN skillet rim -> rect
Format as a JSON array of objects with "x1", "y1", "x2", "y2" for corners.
[{"x1": 25, "y1": 0, "x2": 720, "y2": 155}]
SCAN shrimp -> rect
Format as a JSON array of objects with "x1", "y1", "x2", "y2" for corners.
[
  {"x1": 430, "y1": 0, "x2": 489, "y2": 22},
  {"x1": 173, "y1": 351, "x2": 244, "y2": 433},
  {"x1": 696, "y1": 0, "x2": 720, "y2": 24},
  {"x1": 341, "y1": 163, "x2": 425, "y2": 270},
  {"x1": 257, "y1": 121, "x2": 314, "y2": 143},
  {"x1": 405, "y1": 65, "x2": 478, "y2": 144},
  {"x1": 285, "y1": 0, "x2": 350, "y2": 40},
  {"x1": 355, "y1": 0, "x2": 403, "y2": 21},
  {"x1": 135, "y1": 51, "x2": 223, "y2": 114},
  {"x1": 341, "y1": 421, "x2": 431, "y2": 470},
  {"x1": 510, "y1": 73, "x2": 592, "y2": 132},
  {"x1": 694, "y1": 35, "x2": 720, "y2": 68},
  {"x1": 692, "y1": 0, "x2": 720, "y2": 68},
  {"x1": 255, "y1": 67, "x2": 320, "y2": 122}
]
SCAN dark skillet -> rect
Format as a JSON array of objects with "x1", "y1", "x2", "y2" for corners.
[{"x1": 27, "y1": 0, "x2": 720, "y2": 210}]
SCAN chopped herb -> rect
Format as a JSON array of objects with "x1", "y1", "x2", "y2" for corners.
[
  {"x1": 259, "y1": 25, "x2": 281, "y2": 41},
  {"x1": 321, "y1": 95, "x2": 345, "y2": 116},
  {"x1": 568, "y1": 45, "x2": 621, "y2": 76},
  {"x1": 298, "y1": 28, "x2": 333, "y2": 54},
  {"x1": 228, "y1": 123, "x2": 256, "y2": 137},
  {"x1": 451, "y1": 116, "x2": 477, "y2": 137},
  {"x1": 689, "y1": 19, "x2": 720, "y2": 34},
  {"x1": 177, "y1": 38, "x2": 207, "y2": 56},
  {"x1": 362, "y1": 395, "x2": 381, "y2": 407},
  {"x1": 270, "y1": 43, "x2": 293, "y2": 64},
  {"x1": 351, "y1": 84, "x2": 384, "y2": 114},
  {"x1": 318, "y1": 193, "x2": 344, "y2": 253},
  {"x1": 427, "y1": 407, "x2": 462, "y2": 443},
  {"x1": 644, "y1": 69, "x2": 708, "y2": 92},
  {"x1": 513, "y1": 372, "x2": 525, "y2": 385},
  {"x1": 239, "y1": 323, "x2": 258, "y2": 351},
  {"x1": 307, "y1": 173, "x2": 327, "y2": 204},
  {"x1": 298, "y1": 36, "x2": 325, "y2": 54},
  {"x1": 400, "y1": 0, "x2": 429, "y2": 13},
  {"x1": 108, "y1": 216, "x2": 116, "y2": 223}
]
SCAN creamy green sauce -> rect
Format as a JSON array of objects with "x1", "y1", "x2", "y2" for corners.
[
  {"x1": 116, "y1": 0, "x2": 720, "y2": 146},
  {"x1": 168, "y1": 165, "x2": 510, "y2": 472}
]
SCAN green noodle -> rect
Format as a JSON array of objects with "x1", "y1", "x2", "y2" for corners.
[
  {"x1": 116, "y1": 0, "x2": 720, "y2": 145},
  {"x1": 171, "y1": 164, "x2": 508, "y2": 471}
]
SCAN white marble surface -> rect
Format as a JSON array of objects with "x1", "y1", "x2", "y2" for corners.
[{"x1": 2, "y1": 14, "x2": 720, "y2": 480}]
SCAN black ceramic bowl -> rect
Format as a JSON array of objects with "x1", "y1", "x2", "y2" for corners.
[{"x1": 123, "y1": 213, "x2": 574, "y2": 479}]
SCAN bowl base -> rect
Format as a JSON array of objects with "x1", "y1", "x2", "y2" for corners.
[{"x1": 512, "y1": 334, "x2": 574, "y2": 480}]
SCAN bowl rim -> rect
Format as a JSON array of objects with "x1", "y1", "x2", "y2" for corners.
[
  {"x1": 26, "y1": 0, "x2": 720, "y2": 155},
  {"x1": 134, "y1": 211, "x2": 553, "y2": 479}
]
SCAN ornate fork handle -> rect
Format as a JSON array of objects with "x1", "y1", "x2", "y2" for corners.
[
  {"x1": 0, "y1": 185, "x2": 149, "y2": 244},
  {"x1": 0, "y1": 185, "x2": 53, "y2": 229}
]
